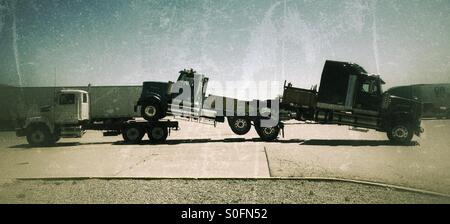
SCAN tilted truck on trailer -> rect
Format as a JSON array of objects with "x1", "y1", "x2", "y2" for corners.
[
  {"x1": 136, "y1": 60, "x2": 423, "y2": 144},
  {"x1": 135, "y1": 69, "x2": 282, "y2": 141},
  {"x1": 16, "y1": 89, "x2": 178, "y2": 146}
]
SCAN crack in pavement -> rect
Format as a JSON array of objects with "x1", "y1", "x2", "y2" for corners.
[{"x1": 113, "y1": 153, "x2": 158, "y2": 177}]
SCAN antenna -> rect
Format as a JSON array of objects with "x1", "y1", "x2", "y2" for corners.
[
  {"x1": 54, "y1": 67, "x2": 57, "y2": 104},
  {"x1": 52, "y1": 67, "x2": 57, "y2": 124}
]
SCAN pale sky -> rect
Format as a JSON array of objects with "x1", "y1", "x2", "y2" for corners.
[{"x1": 0, "y1": 0, "x2": 449, "y2": 97}]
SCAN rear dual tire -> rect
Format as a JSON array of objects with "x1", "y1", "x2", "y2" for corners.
[
  {"x1": 122, "y1": 126, "x2": 168, "y2": 144},
  {"x1": 148, "y1": 126, "x2": 168, "y2": 144},
  {"x1": 255, "y1": 124, "x2": 280, "y2": 142},
  {"x1": 122, "y1": 126, "x2": 145, "y2": 144},
  {"x1": 227, "y1": 117, "x2": 251, "y2": 135}
]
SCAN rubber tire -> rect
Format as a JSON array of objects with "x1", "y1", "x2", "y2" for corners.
[
  {"x1": 122, "y1": 126, "x2": 145, "y2": 144},
  {"x1": 141, "y1": 101, "x2": 162, "y2": 121},
  {"x1": 148, "y1": 126, "x2": 168, "y2": 144},
  {"x1": 26, "y1": 125, "x2": 54, "y2": 147},
  {"x1": 255, "y1": 124, "x2": 280, "y2": 142},
  {"x1": 227, "y1": 117, "x2": 251, "y2": 135},
  {"x1": 387, "y1": 124, "x2": 414, "y2": 145}
]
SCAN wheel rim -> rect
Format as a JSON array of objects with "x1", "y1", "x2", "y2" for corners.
[
  {"x1": 393, "y1": 126, "x2": 408, "y2": 139},
  {"x1": 262, "y1": 127, "x2": 275, "y2": 135},
  {"x1": 151, "y1": 127, "x2": 164, "y2": 140},
  {"x1": 144, "y1": 106, "x2": 157, "y2": 117},
  {"x1": 31, "y1": 130, "x2": 45, "y2": 143},
  {"x1": 235, "y1": 119, "x2": 247, "y2": 129},
  {"x1": 126, "y1": 128, "x2": 140, "y2": 140}
]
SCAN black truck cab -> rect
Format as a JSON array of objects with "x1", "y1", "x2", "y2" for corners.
[{"x1": 284, "y1": 60, "x2": 423, "y2": 144}]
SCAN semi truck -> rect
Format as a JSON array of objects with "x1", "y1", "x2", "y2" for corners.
[
  {"x1": 0, "y1": 85, "x2": 143, "y2": 130},
  {"x1": 16, "y1": 89, "x2": 178, "y2": 146},
  {"x1": 387, "y1": 84, "x2": 450, "y2": 119},
  {"x1": 136, "y1": 60, "x2": 423, "y2": 144}
]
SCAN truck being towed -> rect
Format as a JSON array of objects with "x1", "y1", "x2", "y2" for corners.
[{"x1": 136, "y1": 60, "x2": 423, "y2": 144}]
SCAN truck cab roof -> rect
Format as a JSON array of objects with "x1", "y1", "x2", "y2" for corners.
[{"x1": 59, "y1": 89, "x2": 88, "y2": 94}]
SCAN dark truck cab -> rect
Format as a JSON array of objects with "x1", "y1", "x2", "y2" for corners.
[
  {"x1": 135, "y1": 81, "x2": 172, "y2": 121},
  {"x1": 281, "y1": 60, "x2": 423, "y2": 144},
  {"x1": 135, "y1": 69, "x2": 213, "y2": 121}
]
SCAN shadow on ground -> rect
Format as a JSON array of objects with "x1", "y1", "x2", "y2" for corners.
[{"x1": 8, "y1": 137, "x2": 418, "y2": 149}]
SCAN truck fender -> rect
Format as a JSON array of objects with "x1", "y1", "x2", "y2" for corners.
[
  {"x1": 389, "y1": 112, "x2": 413, "y2": 126},
  {"x1": 24, "y1": 117, "x2": 54, "y2": 134},
  {"x1": 137, "y1": 94, "x2": 162, "y2": 106},
  {"x1": 135, "y1": 94, "x2": 163, "y2": 112}
]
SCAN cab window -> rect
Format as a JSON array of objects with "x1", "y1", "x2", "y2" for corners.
[
  {"x1": 83, "y1": 93, "x2": 88, "y2": 103},
  {"x1": 362, "y1": 83, "x2": 370, "y2": 93},
  {"x1": 59, "y1": 94, "x2": 75, "y2": 105},
  {"x1": 361, "y1": 80, "x2": 379, "y2": 95}
]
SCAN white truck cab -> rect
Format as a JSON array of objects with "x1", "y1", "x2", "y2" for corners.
[
  {"x1": 16, "y1": 90, "x2": 90, "y2": 146},
  {"x1": 55, "y1": 90, "x2": 90, "y2": 124}
]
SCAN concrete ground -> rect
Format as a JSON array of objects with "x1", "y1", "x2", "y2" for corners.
[{"x1": 0, "y1": 119, "x2": 449, "y2": 203}]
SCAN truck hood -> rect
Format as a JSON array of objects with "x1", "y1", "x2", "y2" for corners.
[{"x1": 382, "y1": 93, "x2": 423, "y2": 118}]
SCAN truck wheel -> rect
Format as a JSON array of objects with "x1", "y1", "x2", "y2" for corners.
[
  {"x1": 148, "y1": 126, "x2": 168, "y2": 143},
  {"x1": 387, "y1": 124, "x2": 414, "y2": 145},
  {"x1": 122, "y1": 126, "x2": 145, "y2": 143},
  {"x1": 26, "y1": 126, "x2": 54, "y2": 147},
  {"x1": 141, "y1": 102, "x2": 162, "y2": 121},
  {"x1": 255, "y1": 125, "x2": 280, "y2": 141},
  {"x1": 227, "y1": 117, "x2": 251, "y2": 135}
]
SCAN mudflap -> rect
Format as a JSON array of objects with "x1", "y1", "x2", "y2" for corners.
[
  {"x1": 280, "y1": 122, "x2": 285, "y2": 138},
  {"x1": 16, "y1": 128, "x2": 26, "y2": 137},
  {"x1": 415, "y1": 127, "x2": 424, "y2": 137}
]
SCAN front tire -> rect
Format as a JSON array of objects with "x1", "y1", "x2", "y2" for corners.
[
  {"x1": 148, "y1": 126, "x2": 168, "y2": 144},
  {"x1": 141, "y1": 101, "x2": 162, "y2": 121},
  {"x1": 387, "y1": 124, "x2": 413, "y2": 145},
  {"x1": 227, "y1": 117, "x2": 251, "y2": 135},
  {"x1": 122, "y1": 126, "x2": 145, "y2": 144},
  {"x1": 26, "y1": 126, "x2": 54, "y2": 147}
]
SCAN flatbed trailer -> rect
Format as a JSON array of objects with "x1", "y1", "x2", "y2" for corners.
[{"x1": 83, "y1": 119, "x2": 179, "y2": 143}]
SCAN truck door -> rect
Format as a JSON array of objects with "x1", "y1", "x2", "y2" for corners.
[
  {"x1": 355, "y1": 78, "x2": 382, "y2": 112},
  {"x1": 81, "y1": 92, "x2": 89, "y2": 121},
  {"x1": 55, "y1": 93, "x2": 79, "y2": 124}
]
